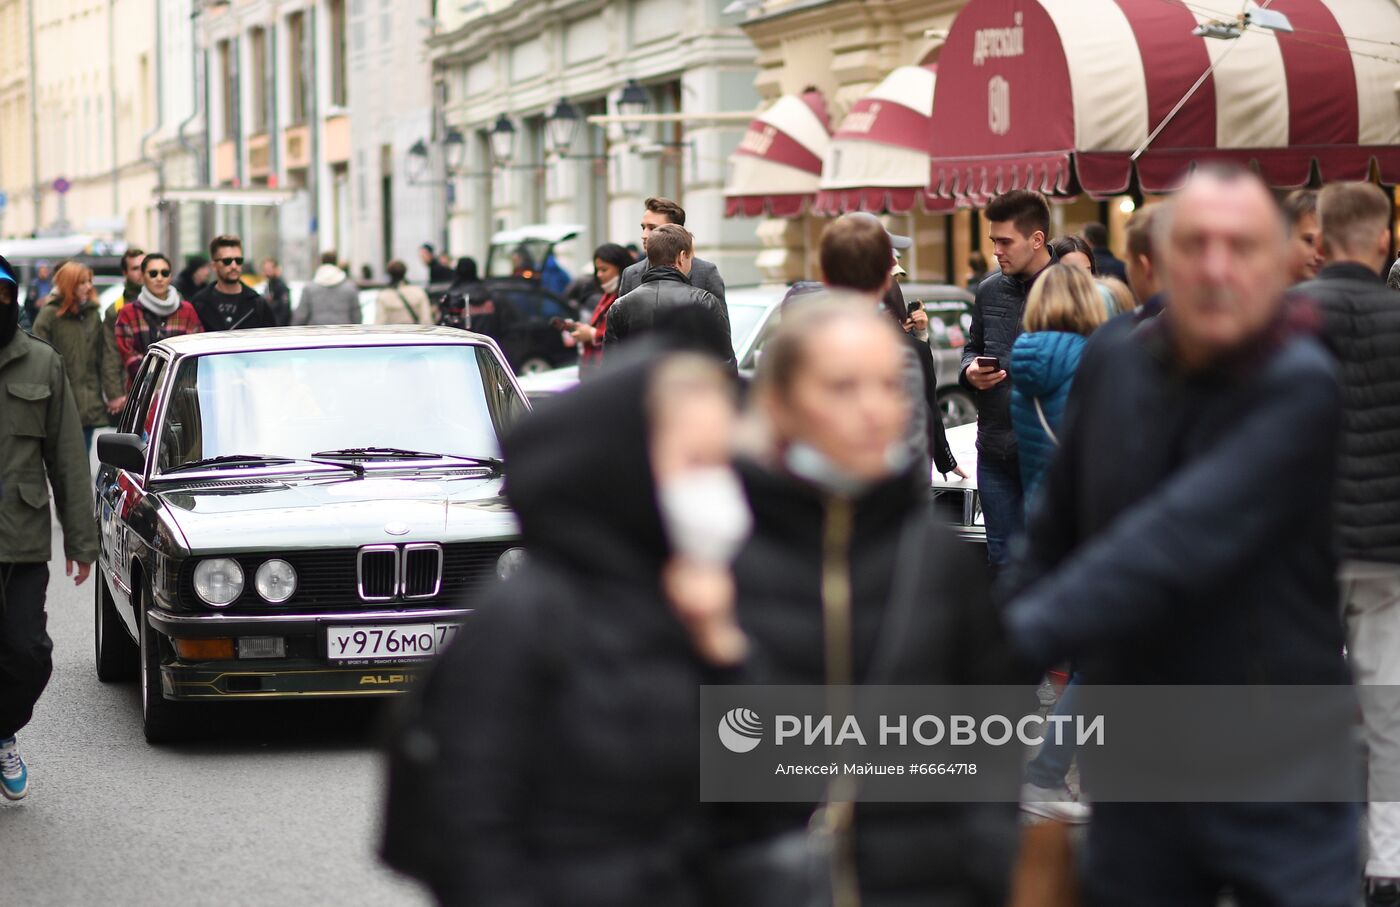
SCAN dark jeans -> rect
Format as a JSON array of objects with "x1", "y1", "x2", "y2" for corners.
[
  {"x1": 83, "y1": 426, "x2": 95, "y2": 454},
  {"x1": 1025, "y1": 674, "x2": 1079, "y2": 789},
  {"x1": 1088, "y1": 803, "x2": 1360, "y2": 907},
  {"x1": 0, "y1": 563, "x2": 52, "y2": 739},
  {"x1": 977, "y1": 454, "x2": 1024, "y2": 568}
]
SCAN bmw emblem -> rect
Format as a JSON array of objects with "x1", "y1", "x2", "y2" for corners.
[{"x1": 384, "y1": 522, "x2": 410, "y2": 537}]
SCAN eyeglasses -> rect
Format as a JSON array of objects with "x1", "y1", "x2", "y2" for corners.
[
  {"x1": 216, "y1": 257, "x2": 244, "y2": 266},
  {"x1": 146, "y1": 269, "x2": 171, "y2": 278}
]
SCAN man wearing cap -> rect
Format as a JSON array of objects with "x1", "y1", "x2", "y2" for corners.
[{"x1": 0, "y1": 253, "x2": 97, "y2": 800}]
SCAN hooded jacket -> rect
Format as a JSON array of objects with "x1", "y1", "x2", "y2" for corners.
[
  {"x1": 1009, "y1": 330, "x2": 1087, "y2": 509},
  {"x1": 293, "y1": 264, "x2": 362, "y2": 326},
  {"x1": 725, "y1": 459, "x2": 1023, "y2": 906},
  {"x1": 419, "y1": 352, "x2": 732, "y2": 907},
  {"x1": 605, "y1": 267, "x2": 735, "y2": 368},
  {"x1": 31, "y1": 296, "x2": 108, "y2": 427},
  {"x1": 959, "y1": 253, "x2": 1057, "y2": 462},
  {"x1": 1300, "y1": 262, "x2": 1400, "y2": 565}
]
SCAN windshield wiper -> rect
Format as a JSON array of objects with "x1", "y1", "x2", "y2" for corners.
[
  {"x1": 312, "y1": 447, "x2": 503, "y2": 471},
  {"x1": 162, "y1": 454, "x2": 364, "y2": 477}
]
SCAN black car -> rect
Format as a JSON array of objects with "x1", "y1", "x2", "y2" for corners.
[
  {"x1": 94, "y1": 326, "x2": 528, "y2": 742},
  {"x1": 475, "y1": 277, "x2": 580, "y2": 375}
]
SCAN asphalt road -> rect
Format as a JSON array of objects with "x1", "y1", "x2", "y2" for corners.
[{"x1": 0, "y1": 521, "x2": 432, "y2": 907}]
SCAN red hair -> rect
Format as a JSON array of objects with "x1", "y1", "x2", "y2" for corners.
[{"x1": 52, "y1": 261, "x2": 93, "y2": 316}]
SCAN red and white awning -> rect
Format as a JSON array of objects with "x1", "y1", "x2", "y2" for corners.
[
  {"x1": 816, "y1": 65, "x2": 954, "y2": 215},
  {"x1": 725, "y1": 91, "x2": 831, "y2": 218},
  {"x1": 927, "y1": 0, "x2": 1400, "y2": 201}
]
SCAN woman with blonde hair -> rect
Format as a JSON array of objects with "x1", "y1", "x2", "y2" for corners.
[
  {"x1": 31, "y1": 261, "x2": 107, "y2": 451},
  {"x1": 1011, "y1": 263, "x2": 1107, "y2": 507}
]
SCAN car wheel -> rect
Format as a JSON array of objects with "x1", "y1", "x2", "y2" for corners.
[
  {"x1": 94, "y1": 573, "x2": 138, "y2": 682},
  {"x1": 938, "y1": 389, "x2": 978, "y2": 428},
  {"x1": 517, "y1": 357, "x2": 552, "y2": 376},
  {"x1": 139, "y1": 601, "x2": 194, "y2": 744}
]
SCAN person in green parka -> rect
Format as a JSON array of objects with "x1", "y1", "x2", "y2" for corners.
[{"x1": 31, "y1": 261, "x2": 107, "y2": 452}]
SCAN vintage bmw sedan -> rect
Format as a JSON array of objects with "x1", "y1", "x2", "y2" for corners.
[{"x1": 94, "y1": 326, "x2": 527, "y2": 742}]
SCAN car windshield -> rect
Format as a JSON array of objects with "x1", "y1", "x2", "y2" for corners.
[
  {"x1": 154, "y1": 344, "x2": 526, "y2": 474},
  {"x1": 728, "y1": 302, "x2": 770, "y2": 354}
]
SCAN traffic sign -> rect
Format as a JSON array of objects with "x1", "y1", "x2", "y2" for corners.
[{"x1": 52, "y1": 177, "x2": 70, "y2": 195}]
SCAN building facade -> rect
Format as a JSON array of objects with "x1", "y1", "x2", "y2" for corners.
[
  {"x1": 428, "y1": 0, "x2": 762, "y2": 282},
  {"x1": 197, "y1": 0, "x2": 355, "y2": 279},
  {"x1": 346, "y1": 2, "x2": 436, "y2": 282},
  {"x1": 0, "y1": 0, "x2": 34, "y2": 238}
]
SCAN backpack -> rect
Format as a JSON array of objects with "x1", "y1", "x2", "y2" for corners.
[{"x1": 436, "y1": 290, "x2": 469, "y2": 329}]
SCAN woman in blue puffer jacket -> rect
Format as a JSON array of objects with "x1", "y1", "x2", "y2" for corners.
[
  {"x1": 1010, "y1": 263, "x2": 1109, "y2": 513},
  {"x1": 1010, "y1": 262, "x2": 1110, "y2": 820}
]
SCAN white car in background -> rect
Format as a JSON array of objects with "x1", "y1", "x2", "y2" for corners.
[{"x1": 515, "y1": 285, "x2": 787, "y2": 399}]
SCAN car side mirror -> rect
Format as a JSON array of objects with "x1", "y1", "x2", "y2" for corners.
[{"x1": 97, "y1": 432, "x2": 148, "y2": 473}]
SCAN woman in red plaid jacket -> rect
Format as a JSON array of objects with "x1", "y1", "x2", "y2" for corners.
[{"x1": 113, "y1": 252, "x2": 203, "y2": 391}]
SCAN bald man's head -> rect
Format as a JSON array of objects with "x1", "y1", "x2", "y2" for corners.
[{"x1": 1161, "y1": 167, "x2": 1288, "y2": 368}]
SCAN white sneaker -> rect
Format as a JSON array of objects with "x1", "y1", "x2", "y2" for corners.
[
  {"x1": 1020, "y1": 782, "x2": 1089, "y2": 824},
  {"x1": 0, "y1": 736, "x2": 28, "y2": 801}
]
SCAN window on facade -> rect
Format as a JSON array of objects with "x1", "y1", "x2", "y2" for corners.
[
  {"x1": 218, "y1": 40, "x2": 235, "y2": 139},
  {"x1": 288, "y1": 12, "x2": 308, "y2": 124},
  {"x1": 329, "y1": 0, "x2": 348, "y2": 108},
  {"x1": 249, "y1": 28, "x2": 268, "y2": 133}
]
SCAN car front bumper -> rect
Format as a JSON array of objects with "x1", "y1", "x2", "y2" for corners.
[{"x1": 147, "y1": 606, "x2": 468, "y2": 701}]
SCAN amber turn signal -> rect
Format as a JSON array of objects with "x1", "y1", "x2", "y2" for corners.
[{"x1": 172, "y1": 637, "x2": 236, "y2": 661}]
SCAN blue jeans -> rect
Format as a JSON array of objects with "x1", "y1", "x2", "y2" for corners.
[
  {"x1": 977, "y1": 454, "x2": 1024, "y2": 568},
  {"x1": 1026, "y1": 674, "x2": 1079, "y2": 789},
  {"x1": 82, "y1": 426, "x2": 95, "y2": 454}
]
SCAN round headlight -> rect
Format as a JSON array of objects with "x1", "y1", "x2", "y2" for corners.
[
  {"x1": 255, "y1": 559, "x2": 298, "y2": 603},
  {"x1": 193, "y1": 558, "x2": 244, "y2": 607},
  {"x1": 496, "y1": 547, "x2": 527, "y2": 580}
]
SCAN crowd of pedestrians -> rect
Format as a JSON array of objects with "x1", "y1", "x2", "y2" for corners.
[
  {"x1": 377, "y1": 167, "x2": 1400, "y2": 907},
  {"x1": 4, "y1": 165, "x2": 1400, "y2": 906}
]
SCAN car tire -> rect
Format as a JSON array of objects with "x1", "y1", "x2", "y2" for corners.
[
  {"x1": 94, "y1": 573, "x2": 139, "y2": 682},
  {"x1": 139, "y1": 601, "x2": 194, "y2": 744},
  {"x1": 937, "y1": 388, "x2": 978, "y2": 428},
  {"x1": 517, "y1": 357, "x2": 552, "y2": 376}
]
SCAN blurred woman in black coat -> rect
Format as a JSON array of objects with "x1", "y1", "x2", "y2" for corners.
[
  {"x1": 419, "y1": 349, "x2": 753, "y2": 906},
  {"x1": 725, "y1": 296, "x2": 1024, "y2": 907}
]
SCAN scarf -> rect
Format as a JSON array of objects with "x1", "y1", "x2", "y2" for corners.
[{"x1": 138, "y1": 285, "x2": 181, "y2": 318}]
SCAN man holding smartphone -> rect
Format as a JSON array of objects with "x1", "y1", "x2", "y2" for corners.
[{"x1": 960, "y1": 190, "x2": 1055, "y2": 568}]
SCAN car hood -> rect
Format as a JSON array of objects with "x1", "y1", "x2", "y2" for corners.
[{"x1": 155, "y1": 471, "x2": 518, "y2": 553}]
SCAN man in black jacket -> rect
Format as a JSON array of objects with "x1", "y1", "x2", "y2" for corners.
[
  {"x1": 191, "y1": 235, "x2": 277, "y2": 331},
  {"x1": 1300, "y1": 181, "x2": 1400, "y2": 907},
  {"x1": 605, "y1": 224, "x2": 733, "y2": 367},
  {"x1": 1005, "y1": 168, "x2": 1356, "y2": 906},
  {"x1": 1083, "y1": 221, "x2": 1127, "y2": 283},
  {"x1": 616, "y1": 197, "x2": 727, "y2": 325},
  {"x1": 960, "y1": 189, "x2": 1055, "y2": 567}
]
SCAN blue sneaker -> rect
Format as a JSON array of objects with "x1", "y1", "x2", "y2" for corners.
[{"x1": 0, "y1": 736, "x2": 28, "y2": 800}]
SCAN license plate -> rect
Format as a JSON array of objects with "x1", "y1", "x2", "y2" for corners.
[{"x1": 326, "y1": 623, "x2": 461, "y2": 662}]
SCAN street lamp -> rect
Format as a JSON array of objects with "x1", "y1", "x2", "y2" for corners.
[
  {"x1": 489, "y1": 113, "x2": 516, "y2": 167},
  {"x1": 616, "y1": 79, "x2": 648, "y2": 139},
  {"x1": 544, "y1": 97, "x2": 581, "y2": 157},
  {"x1": 406, "y1": 138, "x2": 431, "y2": 182},
  {"x1": 444, "y1": 128, "x2": 467, "y2": 173}
]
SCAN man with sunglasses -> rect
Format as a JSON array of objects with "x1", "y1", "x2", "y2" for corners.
[
  {"x1": 0, "y1": 253, "x2": 97, "y2": 800},
  {"x1": 190, "y1": 235, "x2": 276, "y2": 332}
]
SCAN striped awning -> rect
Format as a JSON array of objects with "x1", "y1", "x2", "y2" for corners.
[
  {"x1": 927, "y1": 0, "x2": 1400, "y2": 201},
  {"x1": 725, "y1": 90, "x2": 831, "y2": 218},
  {"x1": 816, "y1": 65, "x2": 954, "y2": 215}
]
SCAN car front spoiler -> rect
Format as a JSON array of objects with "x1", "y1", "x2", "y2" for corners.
[{"x1": 159, "y1": 659, "x2": 430, "y2": 700}]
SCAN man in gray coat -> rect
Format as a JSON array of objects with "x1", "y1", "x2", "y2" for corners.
[
  {"x1": 294, "y1": 251, "x2": 363, "y2": 326},
  {"x1": 616, "y1": 197, "x2": 727, "y2": 327}
]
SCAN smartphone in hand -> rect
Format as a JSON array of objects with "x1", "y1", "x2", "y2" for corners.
[{"x1": 975, "y1": 355, "x2": 1001, "y2": 371}]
